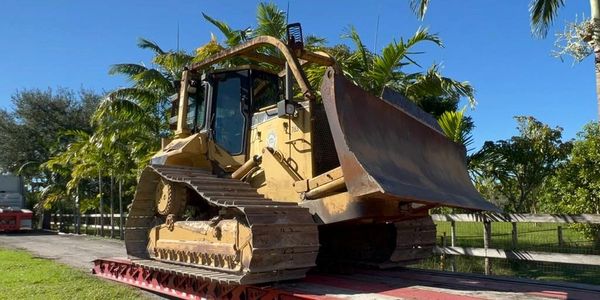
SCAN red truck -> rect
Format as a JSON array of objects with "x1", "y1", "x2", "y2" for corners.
[{"x1": 0, "y1": 175, "x2": 33, "y2": 231}]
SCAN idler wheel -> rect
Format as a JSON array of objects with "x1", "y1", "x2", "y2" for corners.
[{"x1": 155, "y1": 179, "x2": 186, "y2": 216}]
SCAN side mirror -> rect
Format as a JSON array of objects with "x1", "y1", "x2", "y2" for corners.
[
  {"x1": 277, "y1": 100, "x2": 298, "y2": 118},
  {"x1": 187, "y1": 79, "x2": 199, "y2": 94}
]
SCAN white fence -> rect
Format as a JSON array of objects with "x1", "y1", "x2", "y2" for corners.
[
  {"x1": 50, "y1": 212, "x2": 127, "y2": 239},
  {"x1": 431, "y1": 213, "x2": 600, "y2": 274}
]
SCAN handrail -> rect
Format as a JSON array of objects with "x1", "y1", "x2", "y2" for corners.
[{"x1": 189, "y1": 35, "x2": 336, "y2": 101}]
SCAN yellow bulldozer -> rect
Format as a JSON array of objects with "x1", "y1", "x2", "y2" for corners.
[{"x1": 124, "y1": 24, "x2": 495, "y2": 285}]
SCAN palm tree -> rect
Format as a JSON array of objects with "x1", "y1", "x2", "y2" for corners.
[
  {"x1": 44, "y1": 127, "x2": 135, "y2": 236},
  {"x1": 323, "y1": 26, "x2": 476, "y2": 116},
  {"x1": 437, "y1": 108, "x2": 473, "y2": 147},
  {"x1": 42, "y1": 130, "x2": 102, "y2": 232},
  {"x1": 201, "y1": 2, "x2": 326, "y2": 70},
  {"x1": 205, "y1": 2, "x2": 476, "y2": 113},
  {"x1": 203, "y1": 3, "x2": 288, "y2": 45},
  {"x1": 92, "y1": 38, "x2": 197, "y2": 185},
  {"x1": 410, "y1": 0, "x2": 600, "y2": 120},
  {"x1": 96, "y1": 38, "x2": 195, "y2": 138},
  {"x1": 202, "y1": 2, "x2": 479, "y2": 131},
  {"x1": 45, "y1": 36, "x2": 201, "y2": 228}
]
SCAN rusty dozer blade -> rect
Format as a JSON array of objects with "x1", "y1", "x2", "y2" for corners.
[{"x1": 320, "y1": 67, "x2": 497, "y2": 211}]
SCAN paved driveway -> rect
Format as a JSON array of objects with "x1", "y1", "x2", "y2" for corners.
[{"x1": 0, "y1": 231, "x2": 125, "y2": 271}]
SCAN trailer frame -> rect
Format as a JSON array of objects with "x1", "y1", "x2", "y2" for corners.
[{"x1": 92, "y1": 258, "x2": 311, "y2": 300}]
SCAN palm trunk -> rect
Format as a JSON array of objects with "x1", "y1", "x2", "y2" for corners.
[
  {"x1": 591, "y1": 0, "x2": 600, "y2": 120},
  {"x1": 98, "y1": 170, "x2": 104, "y2": 236},
  {"x1": 119, "y1": 179, "x2": 124, "y2": 240},
  {"x1": 596, "y1": 52, "x2": 600, "y2": 120},
  {"x1": 75, "y1": 184, "x2": 80, "y2": 235},
  {"x1": 110, "y1": 175, "x2": 115, "y2": 239}
]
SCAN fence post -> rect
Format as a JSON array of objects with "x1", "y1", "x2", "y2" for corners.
[
  {"x1": 450, "y1": 221, "x2": 456, "y2": 246},
  {"x1": 75, "y1": 186, "x2": 81, "y2": 235},
  {"x1": 58, "y1": 211, "x2": 62, "y2": 232},
  {"x1": 440, "y1": 232, "x2": 447, "y2": 270},
  {"x1": 483, "y1": 215, "x2": 491, "y2": 275},
  {"x1": 110, "y1": 212, "x2": 115, "y2": 239},
  {"x1": 511, "y1": 222, "x2": 518, "y2": 249},
  {"x1": 99, "y1": 172, "x2": 104, "y2": 237},
  {"x1": 110, "y1": 175, "x2": 115, "y2": 239},
  {"x1": 85, "y1": 215, "x2": 89, "y2": 234},
  {"x1": 450, "y1": 220, "x2": 456, "y2": 272},
  {"x1": 557, "y1": 226, "x2": 564, "y2": 247},
  {"x1": 119, "y1": 179, "x2": 124, "y2": 240}
]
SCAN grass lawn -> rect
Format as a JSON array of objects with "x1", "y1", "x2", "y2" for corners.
[{"x1": 0, "y1": 248, "x2": 145, "y2": 300}]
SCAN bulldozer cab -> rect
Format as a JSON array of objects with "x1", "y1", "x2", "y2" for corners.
[
  {"x1": 207, "y1": 67, "x2": 280, "y2": 158},
  {"x1": 170, "y1": 67, "x2": 281, "y2": 170}
]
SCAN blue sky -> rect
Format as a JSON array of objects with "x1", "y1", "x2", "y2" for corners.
[{"x1": 0, "y1": 0, "x2": 594, "y2": 149}]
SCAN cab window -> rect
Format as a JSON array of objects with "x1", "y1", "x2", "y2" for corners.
[
  {"x1": 186, "y1": 84, "x2": 206, "y2": 132},
  {"x1": 213, "y1": 75, "x2": 245, "y2": 155},
  {"x1": 252, "y1": 72, "x2": 279, "y2": 111}
]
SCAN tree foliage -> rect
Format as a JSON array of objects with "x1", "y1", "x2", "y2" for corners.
[
  {"x1": 0, "y1": 89, "x2": 100, "y2": 175},
  {"x1": 543, "y1": 123, "x2": 600, "y2": 213},
  {"x1": 437, "y1": 107, "x2": 473, "y2": 147},
  {"x1": 0, "y1": 88, "x2": 101, "y2": 211},
  {"x1": 539, "y1": 122, "x2": 600, "y2": 242},
  {"x1": 200, "y1": 3, "x2": 475, "y2": 118},
  {"x1": 475, "y1": 116, "x2": 571, "y2": 213}
]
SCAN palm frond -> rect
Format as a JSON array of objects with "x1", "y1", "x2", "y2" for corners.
[
  {"x1": 437, "y1": 107, "x2": 473, "y2": 147},
  {"x1": 370, "y1": 41, "x2": 410, "y2": 95},
  {"x1": 343, "y1": 26, "x2": 371, "y2": 73},
  {"x1": 108, "y1": 63, "x2": 148, "y2": 78},
  {"x1": 137, "y1": 37, "x2": 166, "y2": 55},
  {"x1": 39, "y1": 185, "x2": 68, "y2": 209},
  {"x1": 467, "y1": 145, "x2": 504, "y2": 179},
  {"x1": 402, "y1": 65, "x2": 477, "y2": 107},
  {"x1": 304, "y1": 35, "x2": 327, "y2": 51},
  {"x1": 130, "y1": 69, "x2": 174, "y2": 93},
  {"x1": 202, "y1": 13, "x2": 246, "y2": 47},
  {"x1": 348, "y1": 27, "x2": 445, "y2": 96},
  {"x1": 94, "y1": 114, "x2": 158, "y2": 138},
  {"x1": 42, "y1": 129, "x2": 97, "y2": 192},
  {"x1": 439, "y1": 76, "x2": 477, "y2": 107},
  {"x1": 255, "y1": 2, "x2": 287, "y2": 39},
  {"x1": 530, "y1": 0, "x2": 565, "y2": 38},
  {"x1": 153, "y1": 52, "x2": 194, "y2": 80},
  {"x1": 304, "y1": 65, "x2": 327, "y2": 98},
  {"x1": 92, "y1": 92, "x2": 155, "y2": 124},
  {"x1": 410, "y1": 0, "x2": 430, "y2": 20},
  {"x1": 194, "y1": 33, "x2": 226, "y2": 63},
  {"x1": 406, "y1": 27, "x2": 443, "y2": 48},
  {"x1": 106, "y1": 87, "x2": 161, "y2": 109}
]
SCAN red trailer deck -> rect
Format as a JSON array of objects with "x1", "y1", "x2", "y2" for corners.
[{"x1": 92, "y1": 258, "x2": 600, "y2": 300}]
